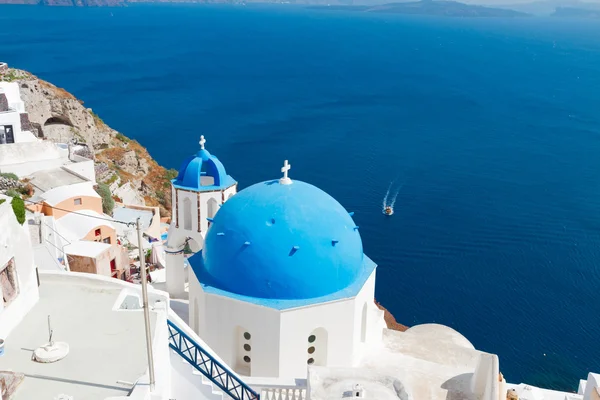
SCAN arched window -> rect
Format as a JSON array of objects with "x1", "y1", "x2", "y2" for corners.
[
  {"x1": 361, "y1": 303, "x2": 368, "y2": 343},
  {"x1": 183, "y1": 197, "x2": 192, "y2": 231},
  {"x1": 207, "y1": 198, "x2": 219, "y2": 221},
  {"x1": 307, "y1": 327, "x2": 328, "y2": 366},
  {"x1": 234, "y1": 326, "x2": 252, "y2": 376}
]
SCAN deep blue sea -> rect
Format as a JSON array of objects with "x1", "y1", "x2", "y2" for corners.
[{"x1": 2, "y1": 5, "x2": 600, "y2": 390}]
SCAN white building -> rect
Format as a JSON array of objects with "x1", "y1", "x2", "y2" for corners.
[
  {"x1": 0, "y1": 81, "x2": 37, "y2": 145},
  {"x1": 0, "y1": 194, "x2": 39, "y2": 340},
  {"x1": 186, "y1": 160, "x2": 385, "y2": 380}
]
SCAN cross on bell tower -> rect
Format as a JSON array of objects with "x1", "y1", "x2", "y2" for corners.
[
  {"x1": 280, "y1": 160, "x2": 292, "y2": 185},
  {"x1": 199, "y1": 135, "x2": 206, "y2": 150}
]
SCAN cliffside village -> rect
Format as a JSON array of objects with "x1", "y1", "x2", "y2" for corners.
[
  {"x1": 1, "y1": 62, "x2": 599, "y2": 400},
  {"x1": 0, "y1": 63, "x2": 169, "y2": 284}
]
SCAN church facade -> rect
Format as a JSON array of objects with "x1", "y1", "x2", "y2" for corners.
[{"x1": 166, "y1": 137, "x2": 385, "y2": 379}]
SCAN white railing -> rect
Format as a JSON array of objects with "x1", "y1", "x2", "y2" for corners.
[{"x1": 260, "y1": 387, "x2": 307, "y2": 400}]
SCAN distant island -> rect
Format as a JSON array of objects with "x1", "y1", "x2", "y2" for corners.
[
  {"x1": 552, "y1": 5, "x2": 600, "y2": 15},
  {"x1": 312, "y1": 0, "x2": 530, "y2": 17}
]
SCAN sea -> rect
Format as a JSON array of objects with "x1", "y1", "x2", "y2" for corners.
[{"x1": 1, "y1": 4, "x2": 600, "y2": 390}]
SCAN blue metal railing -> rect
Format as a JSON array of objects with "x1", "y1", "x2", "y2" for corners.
[{"x1": 167, "y1": 320, "x2": 260, "y2": 400}]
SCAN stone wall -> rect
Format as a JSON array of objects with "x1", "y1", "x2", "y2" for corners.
[
  {"x1": 0, "y1": 176, "x2": 23, "y2": 192},
  {"x1": 19, "y1": 113, "x2": 32, "y2": 132},
  {"x1": 0, "y1": 93, "x2": 8, "y2": 112}
]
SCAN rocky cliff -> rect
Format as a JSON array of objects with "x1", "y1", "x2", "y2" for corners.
[{"x1": 2, "y1": 68, "x2": 174, "y2": 216}]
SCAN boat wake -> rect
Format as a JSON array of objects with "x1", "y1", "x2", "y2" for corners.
[{"x1": 382, "y1": 180, "x2": 402, "y2": 216}]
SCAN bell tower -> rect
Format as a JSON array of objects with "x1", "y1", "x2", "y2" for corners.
[{"x1": 165, "y1": 135, "x2": 237, "y2": 298}]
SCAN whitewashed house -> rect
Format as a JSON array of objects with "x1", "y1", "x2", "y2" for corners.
[{"x1": 0, "y1": 81, "x2": 36, "y2": 145}]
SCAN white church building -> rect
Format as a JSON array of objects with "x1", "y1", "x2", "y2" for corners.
[{"x1": 165, "y1": 136, "x2": 385, "y2": 380}]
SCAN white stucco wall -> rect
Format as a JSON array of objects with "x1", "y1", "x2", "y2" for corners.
[
  {"x1": 40, "y1": 215, "x2": 70, "y2": 269},
  {"x1": 278, "y1": 271, "x2": 381, "y2": 379},
  {"x1": 583, "y1": 373, "x2": 600, "y2": 400},
  {"x1": 0, "y1": 196, "x2": 40, "y2": 339},
  {"x1": 165, "y1": 184, "x2": 236, "y2": 298},
  {"x1": 0, "y1": 110, "x2": 32, "y2": 144},
  {"x1": 169, "y1": 184, "x2": 237, "y2": 249},
  {"x1": 190, "y1": 269, "x2": 383, "y2": 380},
  {"x1": 0, "y1": 140, "x2": 62, "y2": 168},
  {"x1": 190, "y1": 273, "x2": 281, "y2": 378},
  {"x1": 62, "y1": 157, "x2": 96, "y2": 183},
  {"x1": 0, "y1": 82, "x2": 26, "y2": 113}
]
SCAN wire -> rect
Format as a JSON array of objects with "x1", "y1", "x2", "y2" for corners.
[{"x1": 21, "y1": 197, "x2": 136, "y2": 227}]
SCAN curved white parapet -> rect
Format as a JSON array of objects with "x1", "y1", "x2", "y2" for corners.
[{"x1": 33, "y1": 341, "x2": 69, "y2": 363}]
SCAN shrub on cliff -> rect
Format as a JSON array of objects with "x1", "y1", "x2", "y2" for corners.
[
  {"x1": 0, "y1": 172, "x2": 18, "y2": 181},
  {"x1": 95, "y1": 183, "x2": 114, "y2": 215},
  {"x1": 11, "y1": 196, "x2": 25, "y2": 225},
  {"x1": 5, "y1": 189, "x2": 20, "y2": 198}
]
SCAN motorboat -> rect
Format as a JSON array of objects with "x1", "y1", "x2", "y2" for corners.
[{"x1": 384, "y1": 206, "x2": 393, "y2": 216}]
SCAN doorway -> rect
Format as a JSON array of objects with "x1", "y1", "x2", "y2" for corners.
[{"x1": 2, "y1": 125, "x2": 14, "y2": 144}]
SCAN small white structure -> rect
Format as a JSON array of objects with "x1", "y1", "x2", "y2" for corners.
[
  {"x1": 165, "y1": 136, "x2": 237, "y2": 298},
  {"x1": 0, "y1": 82, "x2": 37, "y2": 144}
]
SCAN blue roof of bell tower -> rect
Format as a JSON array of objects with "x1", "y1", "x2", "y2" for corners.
[{"x1": 172, "y1": 135, "x2": 236, "y2": 192}]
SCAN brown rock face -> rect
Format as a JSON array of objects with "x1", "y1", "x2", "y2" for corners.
[
  {"x1": 9, "y1": 67, "x2": 173, "y2": 215},
  {"x1": 375, "y1": 300, "x2": 408, "y2": 332}
]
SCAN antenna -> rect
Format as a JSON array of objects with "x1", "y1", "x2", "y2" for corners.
[{"x1": 48, "y1": 315, "x2": 53, "y2": 346}]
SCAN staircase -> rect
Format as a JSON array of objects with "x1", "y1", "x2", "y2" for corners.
[{"x1": 167, "y1": 319, "x2": 260, "y2": 400}]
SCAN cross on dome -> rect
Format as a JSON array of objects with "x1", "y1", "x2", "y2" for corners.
[
  {"x1": 280, "y1": 160, "x2": 292, "y2": 185},
  {"x1": 199, "y1": 135, "x2": 206, "y2": 150}
]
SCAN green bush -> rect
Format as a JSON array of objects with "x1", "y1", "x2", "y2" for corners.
[
  {"x1": 0, "y1": 172, "x2": 18, "y2": 181},
  {"x1": 95, "y1": 183, "x2": 115, "y2": 215},
  {"x1": 0, "y1": 199, "x2": 5, "y2": 206},
  {"x1": 165, "y1": 168, "x2": 178, "y2": 181},
  {"x1": 5, "y1": 189, "x2": 19, "y2": 198},
  {"x1": 11, "y1": 196, "x2": 25, "y2": 225},
  {"x1": 116, "y1": 133, "x2": 130, "y2": 144}
]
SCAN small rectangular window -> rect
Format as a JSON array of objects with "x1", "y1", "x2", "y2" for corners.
[
  {"x1": 103, "y1": 237, "x2": 111, "y2": 244},
  {"x1": 74, "y1": 198, "x2": 82, "y2": 206},
  {"x1": 95, "y1": 228, "x2": 101, "y2": 237}
]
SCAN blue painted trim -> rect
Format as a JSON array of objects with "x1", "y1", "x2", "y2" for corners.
[
  {"x1": 167, "y1": 320, "x2": 259, "y2": 400},
  {"x1": 172, "y1": 178, "x2": 237, "y2": 193},
  {"x1": 195, "y1": 255, "x2": 377, "y2": 310}
]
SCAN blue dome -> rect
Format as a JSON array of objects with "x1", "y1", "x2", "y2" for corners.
[
  {"x1": 173, "y1": 140, "x2": 236, "y2": 191},
  {"x1": 193, "y1": 180, "x2": 367, "y2": 301}
]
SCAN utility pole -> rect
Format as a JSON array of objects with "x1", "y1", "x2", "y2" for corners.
[{"x1": 137, "y1": 217, "x2": 155, "y2": 390}]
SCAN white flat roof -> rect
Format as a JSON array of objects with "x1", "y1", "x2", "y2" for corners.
[
  {"x1": 506, "y1": 383, "x2": 583, "y2": 400},
  {"x1": 56, "y1": 209, "x2": 115, "y2": 241},
  {"x1": 40, "y1": 182, "x2": 99, "y2": 206},
  {"x1": 64, "y1": 240, "x2": 111, "y2": 257},
  {"x1": 0, "y1": 274, "x2": 159, "y2": 400},
  {"x1": 308, "y1": 325, "x2": 484, "y2": 400}
]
